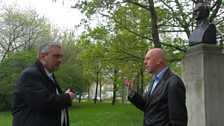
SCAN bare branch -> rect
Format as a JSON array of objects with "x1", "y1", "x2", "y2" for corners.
[
  {"x1": 161, "y1": 42, "x2": 187, "y2": 52},
  {"x1": 125, "y1": 0, "x2": 150, "y2": 11},
  {"x1": 160, "y1": 30, "x2": 187, "y2": 33},
  {"x1": 209, "y1": 0, "x2": 222, "y2": 22}
]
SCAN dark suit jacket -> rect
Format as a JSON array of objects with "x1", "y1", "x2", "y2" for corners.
[
  {"x1": 12, "y1": 59, "x2": 72, "y2": 126},
  {"x1": 128, "y1": 68, "x2": 187, "y2": 126}
]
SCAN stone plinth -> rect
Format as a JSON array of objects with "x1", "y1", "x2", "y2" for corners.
[{"x1": 182, "y1": 44, "x2": 224, "y2": 126}]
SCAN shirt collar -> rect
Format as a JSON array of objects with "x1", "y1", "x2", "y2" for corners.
[
  {"x1": 153, "y1": 67, "x2": 168, "y2": 80},
  {"x1": 44, "y1": 68, "x2": 53, "y2": 78}
]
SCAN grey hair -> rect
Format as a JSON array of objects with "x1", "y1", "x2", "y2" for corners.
[{"x1": 38, "y1": 41, "x2": 61, "y2": 57}]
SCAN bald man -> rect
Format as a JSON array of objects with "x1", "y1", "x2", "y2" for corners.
[{"x1": 123, "y1": 48, "x2": 187, "y2": 126}]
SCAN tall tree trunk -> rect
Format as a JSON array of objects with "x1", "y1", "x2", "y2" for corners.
[
  {"x1": 94, "y1": 83, "x2": 98, "y2": 104},
  {"x1": 135, "y1": 73, "x2": 141, "y2": 95},
  {"x1": 88, "y1": 83, "x2": 90, "y2": 101},
  {"x1": 112, "y1": 69, "x2": 118, "y2": 105},
  {"x1": 140, "y1": 67, "x2": 144, "y2": 96},
  {"x1": 78, "y1": 93, "x2": 81, "y2": 103},
  {"x1": 136, "y1": 68, "x2": 144, "y2": 96},
  {"x1": 148, "y1": 0, "x2": 161, "y2": 48},
  {"x1": 94, "y1": 71, "x2": 99, "y2": 104},
  {"x1": 99, "y1": 81, "x2": 102, "y2": 102},
  {"x1": 122, "y1": 81, "x2": 125, "y2": 104},
  {"x1": 1, "y1": 40, "x2": 13, "y2": 62}
]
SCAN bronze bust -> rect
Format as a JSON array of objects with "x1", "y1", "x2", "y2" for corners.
[{"x1": 189, "y1": 3, "x2": 216, "y2": 46}]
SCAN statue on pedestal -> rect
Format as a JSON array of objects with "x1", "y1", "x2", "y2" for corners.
[{"x1": 189, "y1": 3, "x2": 216, "y2": 46}]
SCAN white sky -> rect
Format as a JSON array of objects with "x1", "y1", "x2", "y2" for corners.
[{"x1": 1, "y1": 0, "x2": 84, "y2": 30}]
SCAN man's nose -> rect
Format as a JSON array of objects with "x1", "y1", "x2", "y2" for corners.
[{"x1": 58, "y1": 57, "x2": 62, "y2": 62}]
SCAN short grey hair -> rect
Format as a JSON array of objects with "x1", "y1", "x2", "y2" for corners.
[{"x1": 38, "y1": 41, "x2": 61, "y2": 56}]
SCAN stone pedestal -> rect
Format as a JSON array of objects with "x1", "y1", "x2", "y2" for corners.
[{"x1": 182, "y1": 44, "x2": 224, "y2": 126}]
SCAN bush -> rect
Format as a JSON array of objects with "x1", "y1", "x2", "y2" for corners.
[{"x1": 0, "y1": 93, "x2": 13, "y2": 111}]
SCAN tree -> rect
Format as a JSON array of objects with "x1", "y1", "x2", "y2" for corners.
[
  {"x1": 56, "y1": 62, "x2": 89, "y2": 103},
  {"x1": 74, "y1": 0, "x2": 223, "y2": 50},
  {"x1": 54, "y1": 0, "x2": 224, "y2": 101},
  {"x1": 0, "y1": 5, "x2": 52, "y2": 62},
  {"x1": 76, "y1": 26, "x2": 151, "y2": 103},
  {"x1": 56, "y1": 36, "x2": 90, "y2": 103},
  {"x1": 0, "y1": 51, "x2": 36, "y2": 111},
  {"x1": 77, "y1": 27, "x2": 108, "y2": 103}
]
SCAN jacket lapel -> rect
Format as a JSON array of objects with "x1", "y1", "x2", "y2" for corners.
[
  {"x1": 35, "y1": 59, "x2": 58, "y2": 93},
  {"x1": 148, "y1": 69, "x2": 170, "y2": 100},
  {"x1": 52, "y1": 74, "x2": 63, "y2": 93}
]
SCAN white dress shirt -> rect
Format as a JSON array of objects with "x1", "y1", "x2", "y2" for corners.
[{"x1": 44, "y1": 68, "x2": 67, "y2": 126}]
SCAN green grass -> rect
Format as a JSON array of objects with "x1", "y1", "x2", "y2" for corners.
[
  {"x1": 0, "y1": 102, "x2": 143, "y2": 126},
  {"x1": 0, "y1": 111, "x2": 12, "y2": 126}
]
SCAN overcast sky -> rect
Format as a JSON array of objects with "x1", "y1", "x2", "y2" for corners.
[{"x1": 1, "y1": 0, "x2": 84, "y2": 30}]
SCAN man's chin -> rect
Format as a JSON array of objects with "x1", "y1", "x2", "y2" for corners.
[
  {"x1": 52, "y1": 67, "x2": 59, "y2": 72},
  {"x1": 147, "y1": 70, "x2": 153, "y2": 74}
]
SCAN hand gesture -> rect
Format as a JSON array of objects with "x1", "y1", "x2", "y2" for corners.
[
  {"x1": 123, "y1": 77, "x2": 135, "y2": 94},
  {"x1": 65, "y1": 89, "x2": 75, "y2": 100}
]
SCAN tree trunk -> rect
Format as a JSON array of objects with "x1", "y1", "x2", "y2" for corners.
[
  {"x1": 78, "y1": 94, "x2": 81, "y2": 103},
  {"x1": 140, "y1": 67, "x2": 144, "y2": 96},
  {"x1": 94, "y1": 83, "x2": 98, "y2": 104},
  {"x1": 148, "y1": 0, "x2": 161, "y2": 48},
  {"x1": 99, "y1": 81, "x2": 102, "y2": 102},
  {"x1": 112, "y1": 69, "x2": 118, "y2": 105},
  {"x1": 94, "y1": 71, "x2": 99, "y2": 104},
  {"x1": 135, "y1": 73, "x2": 141, "y2": 95},
  {"x1": 88, "y1": 84, "x2": 90, "y2": 101},
  {"x1": 122, "y1": 81, "x2": 125, "y2": 104}
]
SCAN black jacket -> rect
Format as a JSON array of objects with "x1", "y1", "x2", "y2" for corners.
[
  {"x1": 128, "y1": 69, "x2": 188, "y2": 126},
  {"x1": 12, "y1": 59, "x2": 72, "y2": 126}
]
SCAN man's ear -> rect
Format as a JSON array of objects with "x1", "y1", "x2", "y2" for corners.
[
  {"x1": 157, "y1": 58, "x2": 162, "y2": 64},
  {"x1": 39, "y1": 52, "x2": 46, "y2": 59}
]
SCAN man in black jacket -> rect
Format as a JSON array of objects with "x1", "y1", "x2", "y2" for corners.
[
  {"x1": 123, "y1": 48, "x2": 187, "y2": 126},
  {"x1": 12, "y1": 41, "x2": 74, "y2": 126}
]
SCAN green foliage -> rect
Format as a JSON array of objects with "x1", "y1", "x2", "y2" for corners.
[
  {"x1": 0, "y1": 51, "x2": 36, "y2": 111},
  {"x1": 75, "y1": 0, "x2": 224, "y2": 50},
  {"x1": 56, "y1": 63, "x2": 89, "y2": 95},
  {"x1": 112, "y1": 4, "x2": 151, "y2": 38},
  {"x1": 0, "y1": 5, "x2": 53, "y2": 61},
  {"x1": 0, "y1": 4, "x2": 55, "y2": 111},
  {"x1": 77, "y1": 25, "x2": 153, "y2": 101},
  {"x1": 78, "y1": 30, "x2": 106, "y2": 82},
  {"x1": 56, "y1": 37, "x2": 90, "y2": 96}
]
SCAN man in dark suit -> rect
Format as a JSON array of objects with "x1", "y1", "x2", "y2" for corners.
[
  {"x1": 123, "y1": 48, "x2": 187, "y2": 126},
  {"x1": 12, "y1": 42, "x2": 74, "y2": 126}
]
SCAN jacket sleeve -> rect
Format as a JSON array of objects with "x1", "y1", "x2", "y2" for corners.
[
  {"x1": 19, "y1": 70, "x2": 72, "y2": 114},
  {"x1": 128, "y1": 93, "x2": 146, "y2": 111},
  {"x1": 168, "y1": 77, "x2": 188, "y2": 126}
]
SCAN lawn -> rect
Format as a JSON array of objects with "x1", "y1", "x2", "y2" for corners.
[{"x1": 0, "y1": 101, "x2": 143, "y2": 126}]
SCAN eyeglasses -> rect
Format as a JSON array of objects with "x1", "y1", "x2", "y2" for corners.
[{"x1": 52, "y1": 54, "x2": 63, "y2": 59}]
